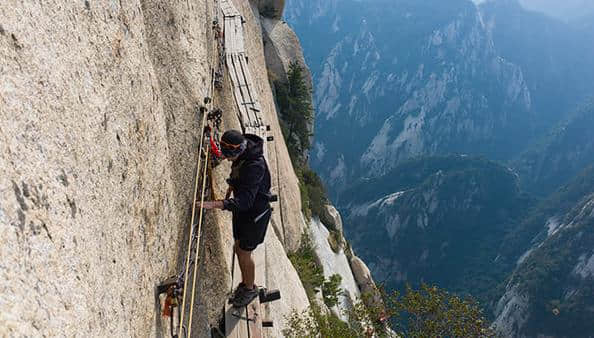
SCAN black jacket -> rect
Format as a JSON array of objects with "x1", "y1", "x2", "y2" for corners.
[{"x1": 222, "y1": 134, "x2": 271, "y2": 215}]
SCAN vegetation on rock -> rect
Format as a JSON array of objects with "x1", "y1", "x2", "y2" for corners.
[
  {"x1": 274, "y1": 61, "x2": 336, "y2": 228},
  {"x1": 288, "y1": 231, "x2": 345, "y2": 303},
  {"x1": 327, "y1": 229, "x2": 343, "y2": 253},
  {"x1": 275, "y1": 61, "x2": 313, "y2": 163},
  {"x1": 494, "y1": 166, "x2": 594, "y2": 336},
  {"x1": 283, "y1": 283, "x2": 493, "y2": 337},
  {"x1": 322, "y1": 274, "x2": 343, "y2": 308},
  {"x1": 288, "y1": 232, "x2": 325, "y2": 300}
]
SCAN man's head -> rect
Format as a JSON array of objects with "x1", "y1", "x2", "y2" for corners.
[{"x1": 220, "y1": 130, "x2": 247, "y2": 161}]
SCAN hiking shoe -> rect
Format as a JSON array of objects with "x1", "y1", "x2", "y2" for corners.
[
  {"x1": 232, "y1": 287, "x2": 259, "y2": 308},
  {"x1": 229, "y1": 283, "x2": 246, "y2": 304}
]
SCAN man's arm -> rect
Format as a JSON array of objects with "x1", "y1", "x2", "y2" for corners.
[
  {"x1": 197, "y1": 200, "x2": 224, "y2": 210},
  {"x1": 196, "y1": 185, "x2": 232, "y2": 210}
]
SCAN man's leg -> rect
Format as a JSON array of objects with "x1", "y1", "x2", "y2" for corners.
[{"x1": 235, "y1": 244, "x2": 255, "y2": 290}]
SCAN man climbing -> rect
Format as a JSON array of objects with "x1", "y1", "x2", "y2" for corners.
[{"x1": 198, "y1": 130, "x2": 272, "y2": 308}]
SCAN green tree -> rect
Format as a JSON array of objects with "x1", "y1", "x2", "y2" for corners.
[
  {"x1": 275, "y1": 61, "x2": 313, "y2": 162},
  {"x1": 394, "y1": 284, "x2": 493, "y2": 337},
  {"x1": 323, "y1": 274, "x2": 343, "y2": 308},
  {"x1": 299, "y1": 168, "x2": 329, "y2": 220},
  {"x1": 283, "y1": 283, "x2": 494, "y2": 337}
]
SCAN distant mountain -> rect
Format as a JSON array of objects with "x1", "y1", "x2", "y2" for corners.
[
  {"x1": 477, "y1": 2, "x2": 594, "y2": 197},
  {"x1": 286, "y1": 0, "x2": 594, "y2": 199},
  {"x1": 480, "y1": 0, "x2": 594, "y2": 131},
  {"x1": 514, "y1": 102, "x2": 594, "y2": 196},
  {"x1": 286, "y1": 0, "x2": 535, "y2": 198},
  {"x1": 286, "y1": 0, "x2": 594, "y2": 336},
  {"x1": 493, "y1": 166, "x2": 594, "y2": 337},
  {"x1": 341, "y1": 156, "x2": 534, "y2": 304},
  {"x1": 340, "y1": 156, "x2": 594, "y2": 336}
]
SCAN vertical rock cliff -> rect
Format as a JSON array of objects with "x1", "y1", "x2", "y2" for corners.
[{"x1": 1, "y1": 1, "x2": 200, "y2": 335}]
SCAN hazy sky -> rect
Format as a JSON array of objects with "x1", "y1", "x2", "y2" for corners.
[
  {"x1": 473, "y1": 0, "x2": 594, "y2": 21},
  {"x1": 519, "y1": 0, "x2": 594, "y2": 21}
]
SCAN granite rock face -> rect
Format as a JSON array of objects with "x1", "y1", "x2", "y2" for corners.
[
  {"x1": 309, "y1": 218, "x2": 360, "y2": 321},
  {"x1": 0, "y1": 0, "x2": 309, "y2": 336},
  {"x1": 0, "y1": 1, "x2": 204, "y2": 335},
  {"x1": 261, "y1": 13, "x2": 314, "y2": 163},
  {"x1": 262, "y1": 17, "x2": 312, "y2": 90},
  {"x1": 253, "y1": 0, "x2": 285, "y2": 19},
  {"x1": 325, "y1": 204, "x2": 343, "y2": 234},
  {"x1": 349, "y1": 255, "x2": 382, "y2": 308}
]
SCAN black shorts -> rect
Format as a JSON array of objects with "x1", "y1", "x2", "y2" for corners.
[{"x1": 232, "y1": 207, "x2": 271, "y2": 251}]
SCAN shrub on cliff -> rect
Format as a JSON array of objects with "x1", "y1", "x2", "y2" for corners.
[
  {"x1": 283, "y1": 283, "x2": 494, "y2": 337},
  {"x1": 322, "y1": 274, "x2": 343, "y2": 308},
  {"x1": 287, "y1": 232, "x2": 325, "y2": 299}
]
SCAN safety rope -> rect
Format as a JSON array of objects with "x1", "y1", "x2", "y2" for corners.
[
  {"x1": 273, "y1": 141, "x2": 287, "y2": 247},
  {"x1": 178, "y1": 66, "x2": 217, "y2": 336},
  {"x1": 170, "y1": 0, "x2": 225, "y2": 332},
  {"x1": 177, "y1": 109, "x2": 208, "y2": 336},
  {"x1": 186, "y1": 141, "x2": 210, "y2": 338}
]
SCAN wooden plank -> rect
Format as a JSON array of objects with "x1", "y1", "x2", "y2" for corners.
[
  {"x1": 253, "y1": 234, "x2": 267, "y2": 288},
  {"x1": 236, "y1": 55, "x2": 259, "y2": 125},
  {"x1": 225, "y1": 256, "x2": 249, "y2": 338},
  {"x1": 236, "y1": 55, "x2": 255, "y2": 105},
  {"x1": 228, "y1": 55, "x2": 253, "y2": 127},
  {"x1": 237, "y1": 54, "x2": 262, "y2": 126},
  {"x1": 237, "y1": 54, "x2": 256, "y2": 102},
  {"x1": 233, "y1": 16, "x2": 245, "y2": 54},
  {"x1": 254, "y1": 234, "x2": 270, "y2": 338},
  {"x1": 244, "y1": 126, "x2": 258, "y2": 135},
  {"x1": 234, "y1": 55, "x2": 256, "y2": 127},
  {"x1": 225, "y1": 18, "x2": 236, "y2": 54},
  {"x1": 259, "y1": 126, "x2": 268, "y2": 161},
  {"x1": 221, "y1": 1, "x2": 268, "y2": 337},
  {"x1": 247, "y1": 300, "x2": 263, "y2": 338},
  {"x1": 224, "y1": 17, "x2": 244, "y2": 55},
  {"x1": 225, "y1": 246, "x2": 266, "y2": 337},
  {"x1": 226, "y1": 55, "x2": 250, "y2": 126},
  {"x1": 221, "y1": 0, "x2": 240, "y2": 17},
  {"x1": 226, "y1": 76, "x2": 246, "y2": 125},
  {"x1": 254, "y1": 104, "x2": 264, "y2": 128}
]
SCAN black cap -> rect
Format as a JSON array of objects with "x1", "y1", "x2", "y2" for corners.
[
  {"x1": 221, "y1": 130, "x2": 245, "y2": 145},
  {"x1": 221, "y1": 130, "x2": 246, "y2": 158}
]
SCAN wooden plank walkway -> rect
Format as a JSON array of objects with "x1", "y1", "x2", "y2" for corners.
[
  {"x1": 224, "y1": 256, "x2": 263, "y2": 338},
  {"x1": 221, "y1": 1, "x2": 273, "y2": 337},
  {"x1": 222, "y1": 0, "x2": 264, "y2": 130}
]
